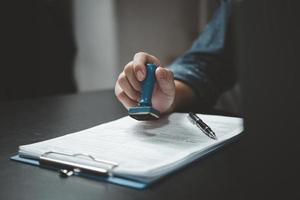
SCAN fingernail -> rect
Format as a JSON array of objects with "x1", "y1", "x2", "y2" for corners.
[
  {"x1": 159, "y1": 70, "x2": 166, "y2": 80},
  {"x1": 137, "y1": 70, "x2": 144, "y2": 81}
]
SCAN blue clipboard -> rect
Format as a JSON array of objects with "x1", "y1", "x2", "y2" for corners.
[
  {"x1": 10, "y1": 154, "x2": 150, "y2": 189},
  {"x1": 10, "y1": 134, "x2": 240, "y2": 189}
]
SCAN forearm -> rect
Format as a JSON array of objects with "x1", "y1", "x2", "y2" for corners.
[
  {"x1": 168, "y1": 0, "x2": 235, "y2": 109},
  {"x1": 167, "y1": 80, "x2": 196, "y2": 113}
]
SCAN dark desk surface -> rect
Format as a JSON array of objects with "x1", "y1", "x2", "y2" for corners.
[{"x1": 0, "y1": 90, "x2": 298, "y2": 200}]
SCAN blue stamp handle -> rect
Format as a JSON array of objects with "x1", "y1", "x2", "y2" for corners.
[{"x1": 139, "y1": 63, "x2": 157, "y2": 107}]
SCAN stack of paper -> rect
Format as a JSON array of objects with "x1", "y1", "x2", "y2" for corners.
[{"x1": 18, "y1": 113, "x2": 243, "y2": 184}]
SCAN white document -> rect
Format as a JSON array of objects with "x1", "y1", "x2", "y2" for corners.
[{"x1": 19, "y1": 113, "x2": 243, "y2": 182}]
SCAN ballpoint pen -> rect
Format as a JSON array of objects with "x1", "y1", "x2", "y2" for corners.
[{"x1": 188, "y1": 112, "x2": 217, "y2": 140}]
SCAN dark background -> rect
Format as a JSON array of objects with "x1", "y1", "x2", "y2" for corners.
[
  {"x1": 1, "y1": 0, "x2": 76, "y2": 101},
  {"x1": 234, "y1": 0, "x2": 300, "y2": 198}
]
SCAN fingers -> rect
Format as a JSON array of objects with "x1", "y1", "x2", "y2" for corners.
[
  {"x1": 115, "y1": 82, "x2": 138, "y2": 109},
  {"x1": 156, "y1": 67, "x2": 175, "y2": 97},
  {"x1": 115, "y1": 52, "x2": 165, "y2": 111},
  {"x1": 133, "y1": 52, "x2": 161, "y2": 81},
  {"x1": 117, "y1": 72, "x2": 140, "y2": 102},
  {"x1": 124, "y1": 61, "x2": 141, "y2": 91}
]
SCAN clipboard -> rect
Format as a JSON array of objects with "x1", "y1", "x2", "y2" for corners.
[
  {"x1": 9, "y1": 137, "x2": 237, "y2": 190},
  {"x1": 10, "y1": 151, "x2": 150, "y2": 189}
]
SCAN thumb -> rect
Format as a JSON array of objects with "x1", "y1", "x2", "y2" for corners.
[{"x1": 155, "y1": 67, "x2": 175, "y2": 97}]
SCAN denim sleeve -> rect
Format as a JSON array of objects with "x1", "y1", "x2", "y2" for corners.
[{"x1": 169, "y1": 0, "x2": 236, "y2": 108}]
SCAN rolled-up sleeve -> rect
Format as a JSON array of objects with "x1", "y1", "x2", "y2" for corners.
[{"x1": 169, "y1": 0, "x2": 236, "y2": 108}]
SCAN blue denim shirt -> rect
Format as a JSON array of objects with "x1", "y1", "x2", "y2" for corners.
[{"x1": 169, "y1": 0, "x2": 236, "y2": 109}]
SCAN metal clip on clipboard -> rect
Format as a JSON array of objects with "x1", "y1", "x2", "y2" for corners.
[{"x1": 39, "y1": 151, "x2": 119, "y2": 177}]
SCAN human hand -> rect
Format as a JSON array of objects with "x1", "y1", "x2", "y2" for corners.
[{"x1": 115, "y1": 52, "x2": 176, "y2": 114}]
